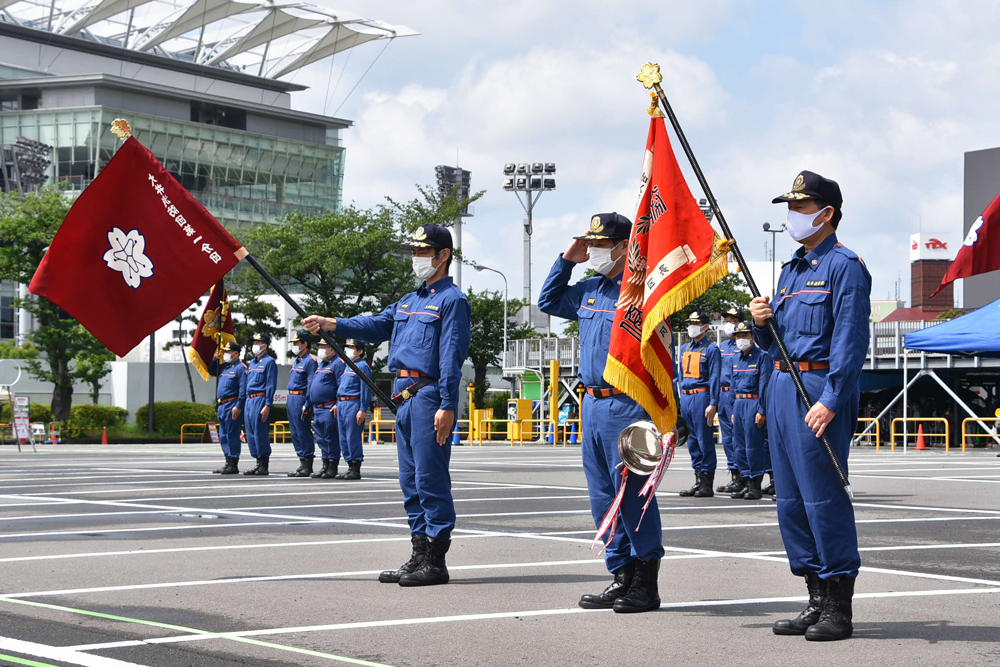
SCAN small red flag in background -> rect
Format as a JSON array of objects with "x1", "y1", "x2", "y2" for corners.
[
  {"x1": 28, "y1": 136, "x2": 246, "y2": 357},
  {"x1": 931, "y1": 189, "x2": 1000, "y2": 297},
  {"x1": 188, "y1": 279, "x2": 236, "y2": 381},
  {"x1": 603, "y1": 117, "x2": 730, "y2": 434}
]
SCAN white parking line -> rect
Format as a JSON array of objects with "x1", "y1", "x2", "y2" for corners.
[{"x1": 0, "y1": 635, "x2": 144, "y2": 666}]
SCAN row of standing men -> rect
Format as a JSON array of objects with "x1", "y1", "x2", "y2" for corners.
[{"x1": 208, "y1": 332, "x2": 372, "y2": 480}]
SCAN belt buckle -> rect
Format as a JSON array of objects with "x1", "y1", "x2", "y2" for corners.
[{"x1": 401, "y1": 388, "x2": 411, "y2": 400}]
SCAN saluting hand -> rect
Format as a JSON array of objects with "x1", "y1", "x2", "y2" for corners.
[
  {"x1": 805, "y1": 402, "x2": 835, "y2": 438},
  {"x1": 302, "y1": 315, "x2": 336, "y2": 335},
  {"x1": 749, "y1": 296, "x2": 773, "y2": 327},
  {"x1": 434, "y1": 409, "x2": 455, "y2": 446},
  {"x1": 563, "y1": 239, "x2": 590, "y2": 264}
]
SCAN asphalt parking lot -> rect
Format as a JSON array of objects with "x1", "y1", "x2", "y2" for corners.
[{"x1": 0, "y1": 442, "x2": 997, "y2": 666}]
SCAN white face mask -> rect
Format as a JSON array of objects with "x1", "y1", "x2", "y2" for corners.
[
  {"x1": 687, "y1": 324, "x2": 704, "y2": 338},
  {"x1": 589, "y1": 242, "x2": 622, "y2": 276},
  {"x1": 317, "y1": 348, "x2": 329, "y2": 361},
  {"x1": 223, "y1": 353, "x2": 236, "y2": 363},
  {"x1": 723, "y1": 322, "x2": 736, "y2": 337},
  {"x1": 412, "y1": 254, "x2": 438, "y2": 281},
  {"x1": 736, "y1": 338, "x2": 753, "y2": 352},
  {"x1": 252, "y1": 344, "x2": 264, "y2": 356},
  {"x1": 786, "y1": 207, "x2": 828, "y2": 242},
  {"x1": 344, "y1": 347, "x2": 357, "y2": 358}
]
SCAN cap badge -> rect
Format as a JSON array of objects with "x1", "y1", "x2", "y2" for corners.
[
  {"x1": 590, "y1": 216, "x2": 604, "y2": 232},
  {"x1": 413, "y1": 226, "x2": 427, "y2": 241},
  {"x1": 792, "y1": 174, "x2": 805, "y2": 191}
]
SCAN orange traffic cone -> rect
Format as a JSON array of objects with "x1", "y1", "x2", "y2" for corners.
[
  {"x1": 101, "y1": 426, "x2": 109, "y2": 445},
  {"x1": 915, "y1": 424, "x2": 926, "y2": 450}
]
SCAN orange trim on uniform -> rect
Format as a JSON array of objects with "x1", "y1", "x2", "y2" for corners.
[
  {"x1": 735, "y1": 393, "x2": 759, "y2": 399},
  {"x1": 775, "y1": 289, "x2": 832, "y2": 306},
  {"x1": 398, "y1": 369, "x2": 429, "y2": 378},
  {"x1": 586, "y1": 387, "x2": 623, "y2": 398},
  {"x1": 579, "y1": 306, "x2": 616, "y2": 314},
  {"x1": 682, "y1": 387, "x2": 707, "y2": 395},
  {"x1": 397, "y1": 310, "x2": 441, "y2": 319}
]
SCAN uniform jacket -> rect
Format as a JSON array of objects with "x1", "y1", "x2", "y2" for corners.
[
  {"x1": 246, "y1": 354, "x2": 278, "y2": 406},
  {"x1": 732, "y1": 346, "x2": 773, "y2": 416},
  {"x1": 678, "y1": 337, "x2": 721, "y2": 406},
  {"x1": 209, "y1": 359, "x2": 247, "y2": 411}
]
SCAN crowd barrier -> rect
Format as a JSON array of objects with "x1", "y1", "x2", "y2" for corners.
[{"x1": 890, "y1": 417, "x2": 949, "y2": 452}]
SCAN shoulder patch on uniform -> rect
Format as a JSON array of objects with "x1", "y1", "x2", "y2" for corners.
[
  {"x1": 587, "y1": 298, "x2": 596, "y2": 305},
  {"x1": 425, "y1": 304, "x2": 439, "y2": 311},
  {"x1": 805, "y1": 280, "x2": 827, "y2": 287}
]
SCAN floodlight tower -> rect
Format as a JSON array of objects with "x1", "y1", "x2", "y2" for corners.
[
  {"x1": 503, "y1": 162, "x2": 556, "y2": 323},
  {"x1": 435, "y1": 165, "x2": 472, "y2": 289}
]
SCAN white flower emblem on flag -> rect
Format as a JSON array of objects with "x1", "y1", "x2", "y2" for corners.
[{"x1": 103, "y1": 227, "x2": 154, "y2": 289}]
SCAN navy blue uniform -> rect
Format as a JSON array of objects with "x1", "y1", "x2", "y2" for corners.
[
  {"x1": 245, "y1": 354, "x2": 277, "y2": 459},
  {"x1": 677, "y1": 337, "x2": 721, "y2": 473},
  {"x1": 754, "y1": 234, "x2": 871, "y2": 579},
  {"x1": 210, "y1": 359, "x2": 247, "y2": 458},
  {"x1": 337, "y1": 276, "x2": 471, "y2": 541},
  {"x1": 538, "y1": 255, "x2": 665, "y2": 573},
  {"x1": 718, "y1": 337, "x2": 739, "y2": 471},
  {"x1": 308, "y1": 357, "x2": 343, "y2": 461},
  {"x1": 337, "y1": 358, "x2": 372, "y2": 463},
  {"x1": 287, "y1": 352, "x2": 318, "y2": 459},
  {"x1": 731, "y1": 346, "x2": 772, "y2": 479}
]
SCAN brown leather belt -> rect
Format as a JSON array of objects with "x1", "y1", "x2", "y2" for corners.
[
  {"x1": 289, "y1": 390, "x2": 306, "y2": 395},
  {"x1": 339, "y1": 396, "x2": 359, "y2": 401},
  {"x1": 775, "y1": 361, "x2": 830, "y2": 373},
  {"x1": 217, "y1": 396, "x2": 238, "y2": 406},
  {"x1": 397, "y1": 369, "x2": 430, "y2": 378},
  {"x1": 721, "y1": 386, "x2": 730, "y2": 392},
  {"x1": 736, "y1": 393, "x2": 759, "y2": 399},
  {"x1": 248, "y1": 392, "x2": 265, "y2": 398},
  {"x1": 586, "y1": 387, "x2": 623, "y2": 398},
  {"x1": 315, "y1": 400, "x2": 336, "y2": 408},
  {"x1": 682, "y1": 387, "x2": 707, "y2": 395}
]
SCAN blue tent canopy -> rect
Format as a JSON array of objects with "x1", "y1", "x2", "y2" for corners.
[{"x1": 904, "y1": 299, "x2": 1000, "y2": 357}]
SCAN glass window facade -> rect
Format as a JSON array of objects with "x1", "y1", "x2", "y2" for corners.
[{"x1": 0, "y1": 106, "x2": 344, "y2": 228}]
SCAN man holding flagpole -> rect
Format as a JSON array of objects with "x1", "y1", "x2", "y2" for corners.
[
  {"x1": 539, "y1": 212, "x2": 665, "y2": 614},
  {"x1": 750, "y1": 170, "x2": 870, "y2": 641}
]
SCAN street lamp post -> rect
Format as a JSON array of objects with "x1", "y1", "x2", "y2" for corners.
[
  {"x1": 468, "y1": 261, "x2": 508, "y2": 368},
  {"x1": 503, "y1": 162, "x2": 555, "y2": 325},
  {"x1": 762, "y1": 222, "x2": 786, "y2": 297}
]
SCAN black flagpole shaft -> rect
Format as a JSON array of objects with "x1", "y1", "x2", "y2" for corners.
[
  {"x1": 243, "y1": 253, "x2": 396, "y2": 414},
  {"x1": 651, "y1": 82, "x2": 852, "y2": 499}
]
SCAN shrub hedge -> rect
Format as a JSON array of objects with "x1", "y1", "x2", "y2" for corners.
[
  {"x1": 69, "y1": 405, "x2": 129, "y2": 428},
  {"x1": 135, "y1": 401, "x2": 217, "y2": 435},
  {"x1": 0, "y1": 402, "x2": 52, "y2": 424}
]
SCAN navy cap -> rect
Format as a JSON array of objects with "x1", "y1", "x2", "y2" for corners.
[
  {"x1": 686, "y1": 311, "x2": 710, "y2": 324},
  {"x1": 252, "y1": 332, "x2": 271, "y2": 345},
  {"x1": 221, "y1": 340, "x2": 241, "y2": 352},
  {"x1": 574, "y1": 212, "x2": 632, "y2": 241},
  {"x1": 289, "y1": 330, "x2": 311, "y2": 345},
  {"x1": 733, "y1": 321, "x2": 752, "y2": 335},
  {"x1": 345, "y1": 338, "x2": 366, "y2": 351},
  {"x1": 772, "y1": 170, "x2": 843, "y2": 211},
  {"x1": 723, "y1": 307, "x2": 744, "y2": 321},
  {"x1": 401, "y1": 224, "x2": 454, "y2": 250}
]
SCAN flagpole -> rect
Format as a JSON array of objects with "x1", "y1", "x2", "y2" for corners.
[
  {"x1": 639, "y1": 64, "x2": 853, "y2": 499},
  {"x1": 241, "y1": 254, "x2": 396, "y2": 413}
]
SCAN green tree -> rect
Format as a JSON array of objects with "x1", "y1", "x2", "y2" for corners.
[
  {"x1": 935, "y1": 309, "x2": 966, "y2": 321},
  {"x1": 162, "y1": 299, "x2": 202, "y2": 402},
  {"x1": 669, "y1": 272, "x2": 751, "y2": 329},
  {"x1": 0, "y1": 341, "x2": 39, "y2": 359},
  {"x1": 466, "y1": 289, "x2": 536, "y2": 407},
  {"x1": 72, "y1": 330, "x2": 115, "y2": 404},
  {"x1": 228, "y1": 289, "x2": 283, "y2": 362},
  {"x1": 0, "y1": 187, "x2": 102, "y2": 419}
]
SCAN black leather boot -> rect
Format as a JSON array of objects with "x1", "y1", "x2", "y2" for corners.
[
  {"x1": 244, "y1": 456, "x2": 269, "y2": 476},
  {"x1": 805, "y1": 576, "x2": 855, "y2": 641},
  {"x1": 220, "y1": 457, "x2": 239, "y2": 475},
  {"x1": 762, "y1": 473, "x2": 775, "y2": 496},
  {"x1": 612, "y1": 558, "x2": 660, "y2": 613},
  {"x1": 743, "y1": 475, "x2": 763, "y2": 500},
  {"x1": 730, "y1": 473, "x2": 749, "y2": 498},
  {"x1": 310, "y1": 459, "x2": 330, "y2": 478},
  {"x1": 379, "y1": 534, "x2": 429, "y2": 583},
  {"x1": 773, "y1": 573, "x2": 826, "y2": 635},
  {"x1": 213, "y1": 456, "x2": 233, "y2": 474},
  {"x1": 242, "y1": 458, "x2": 260, "y2": 475},
  {"x1": 579, "y1": 561, "x2": 635, "y2": 609},
  {"x1": 694, "y1": 470, "x2": 715, "y2": 497},
  {"x1": 718, "y1": 469, "x2": 741, "y2": 493},
  {"x1": 679, "y1": 471, "x2": 702, "y2": 497},
  {"x1": 287, "y1": 457, "x2": 314, "y2": 477},
  {"x1": 339, "y1": 461, "x2": 361, "y2": 480},
  {"x1": 398, "y1": 537, "x2": 450, "y2": 586}
]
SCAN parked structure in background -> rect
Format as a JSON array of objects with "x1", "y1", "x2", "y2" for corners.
[{"x1": 963, "y1": 146, "x2": 1000, "y2": 309}]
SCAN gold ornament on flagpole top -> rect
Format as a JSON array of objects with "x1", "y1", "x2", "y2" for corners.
[
  {"x1": 636, "y1": 62, "x2": 663, "y2": 89},
  {"x1": 647, "y1": 92, "x2": 664, "y2": 118},
  {"x1": 110, "y1": 118, "x2": 132, "y2": 141}
]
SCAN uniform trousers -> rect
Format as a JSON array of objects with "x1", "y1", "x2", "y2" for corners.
[
  {"x1": 732, "y1": 397, "x2": 768, "y2": 479},
  {"x1": 679, "y1": 390, "x2": 717, "y2": 472},
  {"x1": 582, "y1": 393, "x2": 665, "y2": 573},
  {"x1": 394, "y1": 379, "x2": 455, "y2": 540},
  {"x1": 286, "y1": 394, "x2": 315, "y2": 459},
  {"x1": 767, "y1": 370, "x2": 861, "y2": 579},
  {"x1": 313, "y1": 405, "x2": 340, "y2": 461},
  {"x1": 337, "y1": 398, "x2": 365, "y2": 462},
  {"x1": 718, "y1": 389, "x2": 736, "y2": 470},
  {"x1": 244, "y1": 395, "x2": 272, "y2": 459},
  {"x1": 216, "y1": 403, "x2": 243, "y2": 459}
]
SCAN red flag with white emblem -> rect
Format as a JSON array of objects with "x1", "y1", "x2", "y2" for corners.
[
  {"x1": 28, "y1": 136, "x2": 246, "y2": 357},
  {"x1": 603, "y1": 117, "x2": 729, "y2": 434},
  {"x1": 931, "y1": 190, "x2": 1000, "y2": 297}
]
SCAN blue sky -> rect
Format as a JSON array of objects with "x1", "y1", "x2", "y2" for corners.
[{"x1": 288, "y1": 0, "x2": 1000, "y2": 316}]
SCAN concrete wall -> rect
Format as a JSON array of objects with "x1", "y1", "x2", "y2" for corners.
[
  {"x1": 246, "y1": 113, "x2": 327, "y2": 144},
  {"x1": 94, "y1": 86, "x2": 191, "y2": 122},
  {"x1": 39, "y1": 85, "x2": 95, "y2": 108},
  {"x1": 963, "y1": 147, "x2": 1000, "y2": 308}
]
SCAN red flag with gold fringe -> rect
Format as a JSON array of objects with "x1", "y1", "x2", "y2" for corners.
[
  {"x1": 603, "y1": 117, "x2": 730, "y2": 434},
  {"x1": 188, "y1": 279, "x2": 237, "y2": 381}
]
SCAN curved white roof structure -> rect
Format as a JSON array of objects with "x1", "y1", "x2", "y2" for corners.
[{"x1": 0, "y1": 0, "x2": 416, "y2": 79}]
